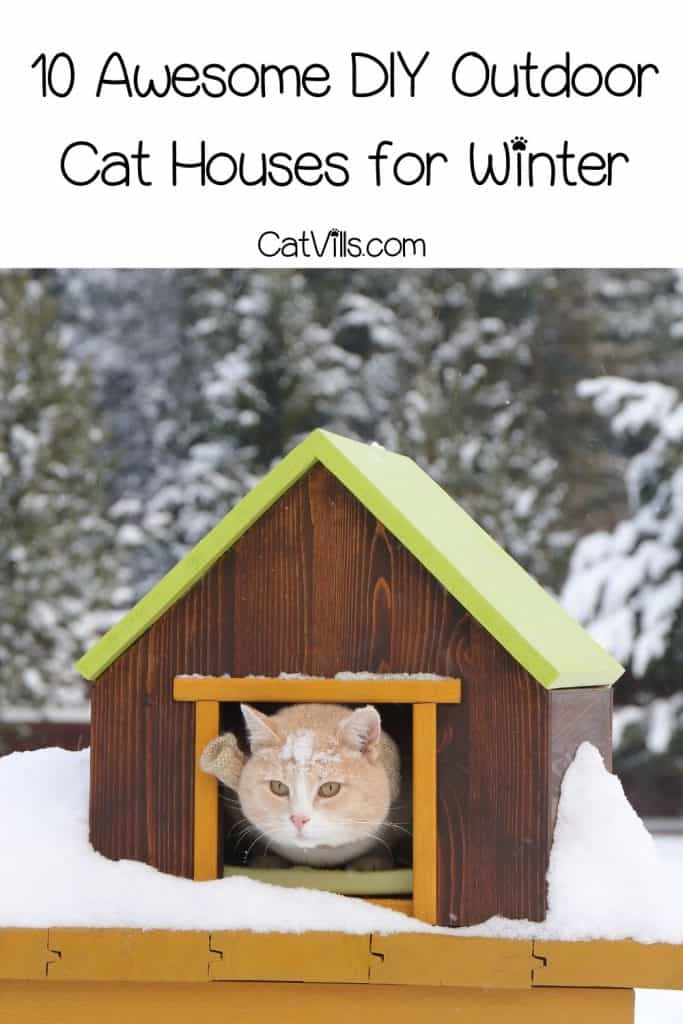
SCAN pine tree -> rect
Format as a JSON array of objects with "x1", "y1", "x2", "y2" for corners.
[
  {"x1": 59, "y1": 268, "x2": 215, "y2": 597},
  {"x1": 117, "y1": 270, "x2": 323, "y2": 591},
  {"x1": 593, "y1": 269, "x2": 683, "y2": 388},
  {"x1": 294, "y1": 270, "x2": 447, "y2": 448},
  {"x1": 401, "y1": 270, "x2": 589, "y2": 586},
  {"x1": 561, "y1": 376, "x2": 683, "y2": 701},
  {"x1": 199, "y1": 270, "x2": 318, "y2": 469},
  {"x1": 0, "y1": 273, "x2": 120, "y2": 714}
]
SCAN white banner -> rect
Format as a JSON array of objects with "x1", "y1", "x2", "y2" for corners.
[{"x1": 0, "y1": 0, "x2": 680, "y2": 266}]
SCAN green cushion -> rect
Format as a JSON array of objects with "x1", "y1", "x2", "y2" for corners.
[{"x1": 222, "y1": 865, "x2": 413, "y2": 896}]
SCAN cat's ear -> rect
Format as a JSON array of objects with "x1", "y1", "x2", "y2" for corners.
[
  {"x1": 338, "y1": 705, "x2": 382, "y2": 763},
  {"x1": 200, "y1": 732, "x2": 245, "y2": 789},
  {"x1": 240, "y1": 704, "x2": 281, "y2": 752}
]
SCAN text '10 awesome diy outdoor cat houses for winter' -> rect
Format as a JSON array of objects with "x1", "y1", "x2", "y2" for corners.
[{"x1": 5, "y1": 428, "x2": 683, "y2": 1024}]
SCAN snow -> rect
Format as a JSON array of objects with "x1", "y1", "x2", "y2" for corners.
[
  {"x1": 116, "y1": 524, "x2": 145, "y2": 547},
  {"x1": 175, "y1": 672, "x2": 450, "y2": 682},
  {"x1": 334, "y1": 671, "x2": 447, "y2": 681},
  {"x1": 636, "y1": 839, "x2": 683, "y2": 1023},
  {"x1": 459, "y1": 743, "x2": 683, "y2": 944},
  {"x1": 543, "y1": 744, "x2": 678, "y2": 942},
  {"x1": 280, "y1": 730, "x2": 314, "y2": 764},
  {"x1": 577, "y1": 378, "x2": 679, "y2": 439},
  {"x1": 0, "y1": 746, "x2": 428, "y2": 933},
  {"x1": 648, "y1": 697, "x2": 683, "y2": 754},
  {"x1": 1, "y1": 741, "x2": 681, "y2": 947},
  {"x1": 637, "y1": 989, "x2": 683, "y2": 1024}
]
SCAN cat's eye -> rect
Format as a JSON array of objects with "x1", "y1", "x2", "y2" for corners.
[
  {"x1": 269, "y1": 780, "x2": 289, "y2": 796},
  {"x1": 318, "y1": 782, "x2": 341, "y2": 798}
]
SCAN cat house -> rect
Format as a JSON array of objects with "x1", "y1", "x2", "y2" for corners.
[{"x1": 77, "y1": 429, "x2": 623, "y2": 927}]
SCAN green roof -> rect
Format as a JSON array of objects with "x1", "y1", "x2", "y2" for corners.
[{"x1": 77, "y1": 429, "x2": 624, "y2": 689}]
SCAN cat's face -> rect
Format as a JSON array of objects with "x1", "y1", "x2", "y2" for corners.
[{"x1": 237, "y1": 703, "x2": 392, "y2": 853}]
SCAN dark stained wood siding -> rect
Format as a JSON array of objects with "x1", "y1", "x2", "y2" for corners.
[
  {"x1": 548, "y1": 687, "x2": 613, "y2": 837},
  {"x1": 436, "y1": 616, "x2": 551, "y2": 926},
  {"x1": 90, "y1": 553, "x2": 236, "y2": 877}
]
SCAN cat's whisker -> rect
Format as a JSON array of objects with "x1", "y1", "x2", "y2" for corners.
[
  {"x1": 244, "y1": 829, "x2": 269, "y2": 860},
  {"x1": 356, "y1": 830, "x2": 393, "y2": 855},
  {"x1": 331, "y1": 818, "x2": 412, "y2": 837},
  {"x1": 226, "y1": 817, "x2": 251, "y2": 837},
  {"x1": 379, "y1": 822, "x2": 413, "y2": 836},
  {"x1": 231, "y1": 831, "x2": 253, "y2": 849},
  {"x1": 233, "y1": 826, "x2": 258, "y2": 852}
]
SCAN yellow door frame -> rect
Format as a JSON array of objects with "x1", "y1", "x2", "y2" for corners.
[{"x1": 175, "y1": 676, "x2": 462, "y2": 925}]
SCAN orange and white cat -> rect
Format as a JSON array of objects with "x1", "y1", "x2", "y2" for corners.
[{"x1": 201, "y1": 703, "x2": 404, "y2": 869}]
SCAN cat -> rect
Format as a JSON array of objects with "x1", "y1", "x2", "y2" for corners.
[{"x1": 200, "y1": 703, "x2": 407, "y2": 869}]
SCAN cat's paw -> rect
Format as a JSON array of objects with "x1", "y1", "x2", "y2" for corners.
[
  {"x1": 344, "y1": 851, "x2": 394, "y2": 871},
  {"x1": 200, "y1": 732, "x2": 245, "y2": 789}
]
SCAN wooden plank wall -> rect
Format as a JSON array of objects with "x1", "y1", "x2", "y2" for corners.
[
  {"x1": 436, "y1": 627, "x2": 613, "y2": 927},
  {"x1": 90, "y1": 552, "x2": 235, "y2": 876},
  {"x1": 437, "y1": 616, "x2": 550, "y2": 926}
]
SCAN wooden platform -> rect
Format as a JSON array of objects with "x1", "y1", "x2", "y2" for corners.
[
  {"x1": 1, "y1": 928, "x2": 682, "y2": 1024},
  {"x1": 1, "y1": 928, "x2": 682, "y2": 989}
]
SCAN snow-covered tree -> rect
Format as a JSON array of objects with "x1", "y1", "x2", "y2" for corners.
[
  {"x1": 199, "y1": 271, "x2": 317, "y2": 467},
  {"x1": 401, "y1": 270, "x2": 601, "y2": 586},
  {"x1": 593, "y1": 270, "x2": 683, "y2": 388},
  {"x1": 59, "y1": 269, "x2": 185, "y2": 503},
  {"x1": 561, "y1": 377, "x2": 683, "y2": 698},
  {"x1": 0, "y1": 273, "x2": 121, "y2": 714},
  {"x1": 310, "y1": 275, "x2": 440, "y2": 446}
]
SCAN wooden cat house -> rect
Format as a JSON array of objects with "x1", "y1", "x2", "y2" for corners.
[{"x1": 77, "y1": 429, "x2": 623, "y2": 927}]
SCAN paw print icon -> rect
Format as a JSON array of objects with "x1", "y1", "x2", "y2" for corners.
[{"x1": 511, "y1": 136, "x2": 528, "y2": 151}]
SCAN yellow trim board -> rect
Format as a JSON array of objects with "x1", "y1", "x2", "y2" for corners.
[
  {"x1": 46, "y1": 929, "x2": 212, "y2": 983},
  {"x1": 533, "y1": 939, "x2": 683, "y2": 990},
  {"x1": 193, "y1": 702, "x2": 220, "y2": 881},
  {"x1": 174, "y1": 676, "x2": 461, "y2": 704},
  {"x1": 0, "y1": 929, "x2": 51, "y2": 980},
  {"x1": 210, "y1": 931, "x2": 369, "y2": 983},
  {"x1": 369, "y1": 933, "x2": 534, "y2": 989},
  {"x1": 0, "y1": 929, "x2": 682, "y2": 993},
  {"x1": 412, "y1": 703, "x2": 437, "y2": 924}
]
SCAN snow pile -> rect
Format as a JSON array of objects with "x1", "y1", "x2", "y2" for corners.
[
  {"x1": 463, "y1": 744, "x2": 683, "y2": 943},
  {"x1": 0, "y1": 747, "x2": 428, "y2": 933},
  {"x1": 544, "y1": 743, "x2": 680, "y2": 942},
  {"x1": 0, "y1": 743, "x2": 680, "y2": 940}
]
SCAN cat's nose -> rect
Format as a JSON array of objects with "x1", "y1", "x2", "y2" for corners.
[{"x1": 290, "y1": 813, "x2": 310, "y2": 832}]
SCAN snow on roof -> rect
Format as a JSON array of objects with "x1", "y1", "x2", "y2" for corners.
[{"x1": 0, "y1": 742, "x2": 680, "y2": 941}]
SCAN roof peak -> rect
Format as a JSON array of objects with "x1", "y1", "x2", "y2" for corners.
[{"x1": 76, "y1": 429, "x2": 623, "y2": 689}]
